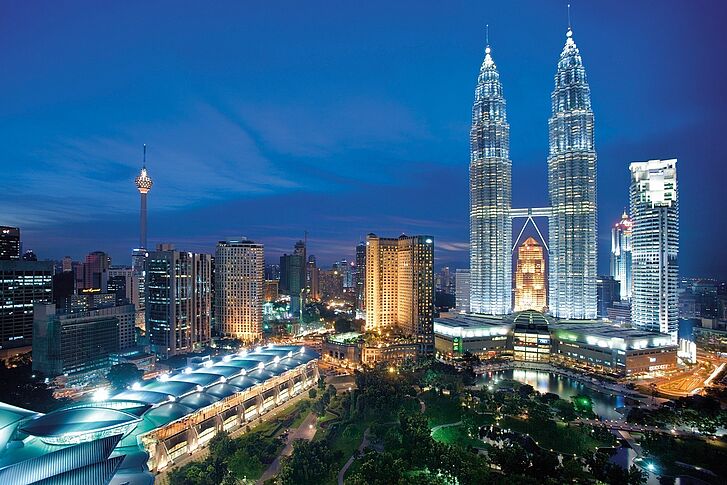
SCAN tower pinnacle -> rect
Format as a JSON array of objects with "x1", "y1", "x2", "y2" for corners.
[{"x1": 135, "y1": 145, "x2": 153, "y2": 195}]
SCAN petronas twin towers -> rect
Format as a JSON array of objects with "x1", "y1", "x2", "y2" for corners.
[{"x1": 470, "y1": 27, "x2": 597, "y2": 320}]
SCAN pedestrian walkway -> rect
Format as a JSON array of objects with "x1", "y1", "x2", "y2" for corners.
[
  {"x1": 337, "y1": 427, "x2": 370, "y2": 485},
  {"x1": 257, "y1": 412, "x2": 318, "y2": 484}
]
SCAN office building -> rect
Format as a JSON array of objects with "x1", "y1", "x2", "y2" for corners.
[
  {"x1": 62, "y1": 255, "x2": 73, "y2": 272},
  {"x1": 280, "y1": 250, "x2": 304, "y2": 318},
  {"x1": 469, "y1": 41, "x2": 512, "y2": 316},
  {"x1": 611, "y1": 211, "x2": 633, "y2": 300},
  {"x1": 0, "y1": 226, "x2": 20, "y2": 260},
  {"x1": 81, "y1": 251, "x2": 110, "y2": 292},
  {"x1": 264, "y1": 279, "x2": 279, "y2": 302},
  {"x1": 306, "y1": 255, "x2": 320, "y2": 300},
  {"x1": 365, "y1": 233, "x2": 434, "y2": 352},
  {"x1": 630, "y1": 159, "x2": 679, "y2": 342},
  {"x1": 596, "y1": 275, "x2": 621, "y2": 319},
  {"x1": 513, "y1": 237, "x2": 547, "y2": 312},
  {"x1": 548, "y1": 28, "x2": 598, "y2": 320},
  {"x1": 455, "y1": 269, "x2": 470, "y2": 313},
  {"x1": 32, "y1": 303, "x2": 132, "y2": 379},
  {"x1": 0, "y1": 260, "x2": 53, "y2": 349},
  {"x1": 215, "y1": 238, "x2": 264, "y2": 342},
  {"x1": 355, "y1": 242, "x2": 366, "y2": 314},
  {"x1": 146, "y1": 244, "x2": 212, "y2": 358},
  {"x1": 108, "y1": 266, "x2": 134, "y2": 305}
]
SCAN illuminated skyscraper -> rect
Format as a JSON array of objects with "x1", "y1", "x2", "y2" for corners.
[
  {"x1": 630, "y1": 159, "x2": 679, "y2": 342},
  {"x1": 514, "y1": 238, "x2": 547, "y2": 313},
  {"x1": 547, "y1": 27, "x2": 597, "y2": 319},
  {"x1": 455, "y1": 269, "x2": 470, "y2": 313},
  {"x1": 0, "y1": 226, "x2": 20, "y2": 260},
  {"x1": 365, "y1": 234, "x2": 434, "y2": 352},
  {"x1": 132, "y1": 146, "x2": 153, "y2": 330},
  {"x1": 215, "y1": 238, "x2": 264, "y2": 342},
  {"x1": 469, "y1": 39, "x2": 512, "y2": 316},
  {"x1": 610, "y1": 211, "x2": 633, "y2": 300},
  {"x1": 146, "y1": 244, "x2": 212, "y2": 357}
]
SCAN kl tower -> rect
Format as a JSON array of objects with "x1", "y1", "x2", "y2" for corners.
[{"x1": 134, "y1": 144, "x2": 153, "y2": 249}]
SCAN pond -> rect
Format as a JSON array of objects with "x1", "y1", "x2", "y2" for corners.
[{"x1": 478, "y1": 368, "x2": 626, "y2": 420}]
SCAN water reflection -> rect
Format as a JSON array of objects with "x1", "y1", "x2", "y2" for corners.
[{"x1": 478, "y1": 369, "x2": 624, "y2": 420}]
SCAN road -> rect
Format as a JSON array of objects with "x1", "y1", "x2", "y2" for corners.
[
  {"x1": 574, "y1": 418, "x2": 702, "y2": 438},
  {"x1": 257, "y1": 412, "x2": 318, "y2": 484}
]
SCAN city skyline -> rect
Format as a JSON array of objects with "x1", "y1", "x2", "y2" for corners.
[{"x1": 2, "y1": 1, "x2": 726, "y2": 278}]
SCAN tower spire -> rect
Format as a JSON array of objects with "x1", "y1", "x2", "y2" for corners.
[
  {"x1": 486, "y1": 23, "x2": 489, "y2": 47},
  {"x1": 143, "y1": 144, "x2": 147, "y2": 168},
  {"x1": 567, "y1": 3, "x2": 572, "y2": 30}
]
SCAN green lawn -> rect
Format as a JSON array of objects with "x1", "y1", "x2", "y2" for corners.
[
  {"x1": 421, "y1": 390, "x2": 462, "y2": 427},
  {"x1": 499, "y1": 416, "x2": 615, "y2": 455},
  {"x1": 432, "y1": 424, "x2": 484, "y2": 448},
  {"x1": 327, "y1": 420, "x2": 368, "y2": 467}
]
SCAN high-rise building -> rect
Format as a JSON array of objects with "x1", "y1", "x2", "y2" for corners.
[
  {"x1": 319, "y1": 267, "x2": 344, "y2": 301},
  {"x1": 355, "y1": 242, "x2": 366, "y2": 314},
  {"x1": 0, "y1": 260, "x2": 53, "y2": 349},
  {"x1": 62, "y1": 256, "x2": 73, "y2": 273},
  {"x1": 365, "y1": 234, "x2": 434, "y2": 352},
  {"x1": 469, "y1": 40, "x2": 512, "y2": 316},
  {"x1": 215, "y1": 238, "x2": 264, "y2": 342},
  {"x1": 108, "y1": 266, "x2": 134, "y2": 305},
  {"x1": 306, "y1": 255, "x2": 320, "y2": 301},
  {"x1": 547, "y1": 27, "x2": 598, "y2": 320},
  {"x1": 596, "y1": 275, "x2": 620, "y2": 319},
  {"x1": 514, "y1": 237, "x2": 547, "y2": 313},
  {"x1": 0, "y1": 226, "x2": 20, "y2": 261},
  {"x1": 264, "y1": 279, "x2": 279, "y2": 303},
  {"x1": 630, "y1": 159, "x2": 679, "y2": 342},
  {"x1": 131, "y1": 248, "x2": 147, "y2": 329},
  {"x1": 455, "y1": 269, "x2": 470, "y2": 313},
  {"x1": 82, "y1": 251, "x2": 110, "y2": 292},
  {"x1": 611, "y1": 211, "x2": 633, "y2": 301},
  {"x1": 280, "y1": 250, "x2": 304, "y2": 318},
  {"x1": 146, "y1": 244, "x2": 212, "y2": 357},
  {"x1": 33, "y1": 302, "x2": 134, "y2": 379}
]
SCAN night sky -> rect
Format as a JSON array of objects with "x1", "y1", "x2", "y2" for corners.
[{"x1": 2, "y1": 1, "x2": 726, "y2": 277}]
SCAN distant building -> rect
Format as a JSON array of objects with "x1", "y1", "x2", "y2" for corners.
[
  {"x1": 52, "y1": 271, "x2": 75, "y2": 308},
  {"x1": 306, "y1": 255, "x2": 320, "y2": 300},
  {"x1": 319, "y1": 268, "x2": 343, "y2": 301},
  {"x1": 215, "y1": 238, "x2": 264, "y2": 343},
  {"x1": 146, "y1": 244, "x2": 212, "y2": 358},
  {"x1": 0, "y1": 260, "x2": 53, "y2": 349},
  {"x1": 264, "y1": 279, "x2": 279, "y2": 303},
  {"x1": 65, "y1": 291, "x2": 116, "y2": 313},
  {"x1": 607, "y1": 300, "x2": 632, "y2": 325},
  {"x1": 365, "y1": 233, "x2": 434, "y2": 353},
  {"x1": 265, "y1": 264, "x2": 280, "y2": 281},
  {"x1": 513, "y1": 237, "x2": 547, "y2": 313},
  {"x1": 21, "y1": 250, "x2": 37, "y2": 261},
  {"x1": 630, "y1": 159, "x2": 679, "y2": 342},
  {"x1": 108, "y1": 266, "x2": 134, "y2": 305},
  {"x1": 81, "y1": 251, "x2": 110, "y2": 292},
  {"x1": 455, "y1": 269, "x2": 470, "y2": 313},
  {"x1": 355, "y1": 242, "x2": 366, "y2": 314},
  {"x1": 596, "y1": 275, "x2": 620, "y2": 319},
  {"x1": 280, "y1": 251, "x2": 304, "y2": 318},
  {"x1": 32, "y1": 303, "x2": 132, "y2": 380},
  {"x1": 62, "y1": 255, "x2": 73, "y2": 273},
  {"x1": 610, "y1": 211, "x2": 633, "y2": 300},
  {"x1": 131, "y1": 248, "x2": 147, "y2": 329},
  {"x1": 0, "y1": 226, "x2": 20, "y2": 261}
]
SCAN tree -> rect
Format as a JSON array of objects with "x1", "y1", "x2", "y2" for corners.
[
  {"x1": 0, "y1": 352, "x2": 63, "y2": 412},
  {"x1": 308, "y1": 388, "x2": 317, "y2": 399},
  {"x1": 348, "y1": 450, "x2": 404, "y2": 485},
  {"x1": 278, "y1": 440, "x2": 339, "y2": 484},
  {"x1": 490, "y1": 442, "x2": 530, "y2": 475},
  {"x1": 106, "y1": 363, "x2": 143, "y2": 390}
]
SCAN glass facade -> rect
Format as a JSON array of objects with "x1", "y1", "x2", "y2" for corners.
[
  {"x1": 610, "y1": 211, "x2": 633, "y2": 300},
  {"x1": 469, "y1": 44, "x2": 512, "y2": 316},
  {"x1": 548, "y1": 29, "x2": 598, "y2": 320},
  {"x1": 0, "y1": 260, "x2": 53, "y2": 348},
  {"x1": 630, "y1": 159, "x2": 679, "y2": 342}
]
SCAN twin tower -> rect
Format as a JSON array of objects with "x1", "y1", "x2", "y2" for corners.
[{"x1": 470, "y1": 27, "x2": 597, "y2": 319}]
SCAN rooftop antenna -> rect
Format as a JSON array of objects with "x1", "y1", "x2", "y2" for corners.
[
  {"x1": 567, "y1": 3, "x2": 572, "y2": 30},
  {"x1": 142, "y1": 144, "x2": 147, "y2": 168}
]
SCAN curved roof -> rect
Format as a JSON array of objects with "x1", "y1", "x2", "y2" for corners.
[
  {"x1": 178, "y1": 392, "x2": 219, "y2": 411},
  {"x1": 113, "y1": 390, "x2": 175, "y2": 405},
  {"x1": 142, "y1": 403, "x2": 193, "y2": 428},
  {"x1": 141, "y1": 380, "x2": 198, "y2": 396},
  {"x1": 20, "y1": 407, "x2": 139, "y2": 439},
  {"x1": 226, "y1": 375, "x2": 260, "y2": 391},
  {"x1": 170, "y1": 372, "x2": 226, "y2": 386},
  {"x1": 205, "y1": 384, "x2": 239, "y2": 399}
]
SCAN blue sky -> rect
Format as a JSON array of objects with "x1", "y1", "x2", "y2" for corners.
[{"x1": 2, "y1": 1, "x2": 726, "y2": 277}]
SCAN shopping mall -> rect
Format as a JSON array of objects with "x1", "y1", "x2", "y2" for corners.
[
  {"x1": 434, "y1": 310, "x2": 677, "y2": 376},
  {"x1": 0, "y1": 345, "x2": 319, "y2": 484}
]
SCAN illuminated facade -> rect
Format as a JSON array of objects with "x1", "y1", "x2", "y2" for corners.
[
  {"x1": 0, "y1": 226, "x2": 20, "y2": 260},
  {"x1": 146, "y1": 244, "x2": 212, "y2": 357},
  {"x1": 469, "y1": 42, "x2": 512, "y2": 316},
  {"x1": 215, "y1": 238, "x2": 264, "y2": 342},
  {"x1": 0, "y1": 260, "x2": 53, "y2": 349},
  {"x1": 513, "y1": 237, "x2": 547, "y2": 312},
  {"x1": 547, "y1": 28, "x2": 597, "y2": 320},
  {"x1": 630, "y1": 159, "x2": 679, "y2": 342},
  {"x1": 610, "y1": 211, "x2": 633, "y2": 300},
  {"x1": 365, "y1": 234, "x2": 434, "y2": 352},
  {"x1": 0, "y1": 346, "x2": 317, "y2": 482},
  {"x1": 455, "y1": 268, "x2": 470, "y2": 312}
]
